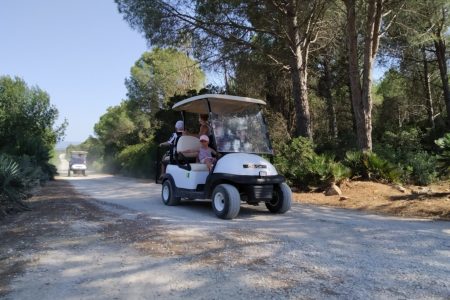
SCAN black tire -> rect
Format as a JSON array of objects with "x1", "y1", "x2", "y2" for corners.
[
  {"x1": 266, "y1": 182, "x2": 292, "y2": 214},
  {"x1": 212, "y1": 184, "x2": 241, "y2": 219},
  {"x1": 161, "y1": 179, "x2": 181, "y2": 206},
  {"x1": 82, "y1": 170, "x2": 86, "y2": 176},
  {"x1": 68, "y1": 170, "x2": 71, "y2": 177}
]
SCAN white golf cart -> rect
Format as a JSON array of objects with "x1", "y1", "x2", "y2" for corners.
[
  {"x1": 68, "y1": 151, "x2": 87, "y2": 176},
  {"x1": 160, "y1": 94, "x2": 292, "y2": 219}
]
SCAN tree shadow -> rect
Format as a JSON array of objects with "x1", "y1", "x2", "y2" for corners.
[{"x1": 390, "y1": 192, "x2": 450, "y2": 201}]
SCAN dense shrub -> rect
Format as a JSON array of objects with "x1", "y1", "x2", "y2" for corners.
[
  {"x1": 117, "y1": 142, "x2": 157, "y2": 178},
  {"x1": 435, "y1": 133, "x2": 450, "y2": 176},
  {"x1": 344, "y1": 151, "x2": 401, "y2": 183},
  {"x1": 306, "y1": 154, "x2": 351, "y2": 187},
  {"x1": 375, "y1": 128, "x2": 423, "y2": 163},
  {"x1": 274, "y1": 137, "x2": 350, "y2": 189},
  {"x1": 374, "y1": 129, "x2": 439, "y2": 185},
  {"x1": 0, "y1": 154, "x2": 44, "y2": 216},
  {"x1": 402, "y1": 151, "x2": 438, "y2": 185}
]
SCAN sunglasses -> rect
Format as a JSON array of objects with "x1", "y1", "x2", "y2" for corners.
[{"x1": 200, "y1": 140, "x2": 208, "y2": 143}]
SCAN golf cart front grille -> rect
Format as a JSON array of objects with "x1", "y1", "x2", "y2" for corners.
[{"x1": 248, "y1": 185, "x2": 273, "y2": 201}]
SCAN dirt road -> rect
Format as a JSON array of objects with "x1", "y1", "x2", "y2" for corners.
[{"x1": 2, "y1": 173, "x2": 450, "y2": 299}]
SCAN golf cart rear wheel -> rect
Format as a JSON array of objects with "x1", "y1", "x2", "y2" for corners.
[
  {"x1": 212, "y1": 184, "x2": 240, "y2": 219},
  {"x1": 161, "y1": 180, "x2": 180, "y2": 206},
  {"x1": 266, "y1": 183, "x2": 292, "y2": 214}
]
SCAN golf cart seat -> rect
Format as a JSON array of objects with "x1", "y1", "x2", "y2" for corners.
[{"x1": 175, "y1": 136, "x2": 209, "y2": 171}]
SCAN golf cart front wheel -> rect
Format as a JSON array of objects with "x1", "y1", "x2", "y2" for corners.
[
  {"x1": 212, "y1": 184, "x2": 240, "y2": 219},
  {"x1": 161, "y1": 180, "x2": 181, "y2": 206},
  {"x1": 266, "y1": 183, "x2": 292, "y2": 214}
]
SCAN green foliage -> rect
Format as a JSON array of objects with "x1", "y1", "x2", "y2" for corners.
[
  {"x1": 0, "y1": 154, "x2": 25, "y2": 208},
  {"x1": 0, "y1": 76, "x2": 64, "y2": 182},
  {"x1": 435, "y1": 133, "x2": 450, "y2": 176},
  {"x1": 0, "y1": 76, "x2": 66, "y2": 151},
  {"x1": 376, "y1": 129, "x2": 423, "y2": 161},
  {"x1": 373, "y1": 129, "x2": 439, "y2": 185},
  {"x1": 0, "y1": 154, "x2": 45, "y2": 215},
  {"x1": 403, "y1": 151, "x2": 438, "y2": 185},
  {"x1": 274, "y1": 137, "x2": 350, "y2": 189},
  {"x1": 306, "y1": 154, "x2": 351, "y2": 187},
  {"x1": 126, "y1": 48, "x2": 205, "y2": 113},
  {"x1": 344, "y1": 151, "x2": 400, "y2": 183},
  {"x1": 117, "y1": 142, "x2": 157, "y2": 178},
  {"x1": 88, "y1": 49, "x2": 206, "y2": 178}
]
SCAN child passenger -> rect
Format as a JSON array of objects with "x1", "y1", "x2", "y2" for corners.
[{"x1": 198, "y1": 135, "x2": 217, "y2": 171}]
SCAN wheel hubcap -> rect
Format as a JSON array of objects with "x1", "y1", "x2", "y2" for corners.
[
  {"x1": 214, "y1": 192, "x2": 225, "y2": 212},
  {"x1": 269, "y1": 193, "x2": 279, "y2": 207},
  {"x1": 162, "y1": 185, "x2": 170, "y2": 200}
]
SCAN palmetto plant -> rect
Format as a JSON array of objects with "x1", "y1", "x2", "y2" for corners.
[
  {"x1": 0, "y1": 154, "x2": 29, "y2": 215},
  {"x1": 344, "y1": 151, "x2": 400, "y2": 183},
  {"x1": 435, "y1": 133, "x2": 450, "y2": 176}
]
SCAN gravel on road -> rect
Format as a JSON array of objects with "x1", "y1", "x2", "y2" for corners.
[{"x1": 1, "y1": 175, "x2": 449, "y2": 299}]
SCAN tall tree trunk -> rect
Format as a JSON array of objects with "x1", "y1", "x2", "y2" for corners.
[
  {"x1": 344, "y1": 0, "x2": 381, "y2": 152},
  {"x1": 345, "y1": 0, "x2": 367, "y2": 151},
  {"x1": 287, "y1": 0, "x2": 312, "y2": 139},
  {"x1": 322, "y1": 59, "x2": 338, "y2": 139},
  {"x1": 422, "y1": 46, "x2": 435, "y2": 128},
  {"x1": 434, "y1": 30, "x2": 450, "y2": 127}
]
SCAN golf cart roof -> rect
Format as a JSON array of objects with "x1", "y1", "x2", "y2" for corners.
[
  {"x1": 70, "y1": 151, "x2": 88, "y2": 155},
  {"x1": 172, "y1": 94, "x2": 266, "y2": 114}
]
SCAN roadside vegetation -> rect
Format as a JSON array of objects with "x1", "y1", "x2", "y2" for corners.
[
  {"x1": 70, "y1": 0, "x2": 449, "y2": 191},
  {"x1": 0, "y1": 76, "x2": 66, "y2": 216}
]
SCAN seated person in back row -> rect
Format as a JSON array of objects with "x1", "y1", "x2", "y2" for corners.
[{"x1": 198, "y1": 135, "x2": 217, "y2": 171}]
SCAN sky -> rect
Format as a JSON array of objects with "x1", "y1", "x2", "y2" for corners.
[{"x1": 0, "y1": 0, "x2": 150, "y2": 143}]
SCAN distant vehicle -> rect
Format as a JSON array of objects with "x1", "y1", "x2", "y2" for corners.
[
  {"x1": 159, "y1": 94, "x2": 292, "y2": 219},
  {"x1": 68, "y1": 151, "x2": 87, "y2": 176}
]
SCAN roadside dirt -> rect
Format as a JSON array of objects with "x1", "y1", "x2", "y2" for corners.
[
  {"x1": 0, "y1": 180, "x2": 110, "y2": 297},
  {"x1": 293, "y1": 180, "x2": 450, "y2": 220}
]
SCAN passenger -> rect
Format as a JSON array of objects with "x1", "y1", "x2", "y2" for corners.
[
  {"x1": 198, "y1": 114, "x2": 211, "y2": 137},
  {"x1": 198, "y1": 135, "x2": 217, "y2": 171},
  {"x1": 159, "y1": 120, "x2": 185, "y2": 178}
]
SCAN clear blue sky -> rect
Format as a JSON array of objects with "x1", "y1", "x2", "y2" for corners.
[{"x1": 0, "y1": 0, "x2": 149, "y2": 143}]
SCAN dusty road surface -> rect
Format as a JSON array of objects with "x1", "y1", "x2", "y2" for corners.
[{"x1": 2, "y1": 173, "x2": 450, "y2": 299}]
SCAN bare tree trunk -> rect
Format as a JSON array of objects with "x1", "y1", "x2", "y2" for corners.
[
  {"x1": 322, "y1": 59, "x2": 338, "y2": 139},
  {"x1": 287, "y1": 0, "x2": 312, "y2": 139},
  {"x1": 345, "y1": 0, "x2": 366, "y2": 151},
  {"x1": 422, "y1": 46, "x2": 435, "y2": 128},
  {"x1": 223, "y1": 61, "x2": 230, "y2": 94},
  {"x1": 344, "y1": 0, "x2": 381, "y2": 152},
  {"x1": 434, "y1": 32, "x2": 450, "y2": 127}
]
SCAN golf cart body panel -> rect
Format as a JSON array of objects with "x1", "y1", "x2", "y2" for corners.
[
  {"x1": 213, "y1": 153, "x2": 277, "y2": 175},
  {"x1": 161, "y1": 94, "x2": 292, "y2": 219},
  {"x1": 166, "y1": 164, "x2": 209, "y2": 190}
]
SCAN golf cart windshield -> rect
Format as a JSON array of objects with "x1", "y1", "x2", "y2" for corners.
[
  {"x1": 211, "y1": 106, "x2": 272, "y2": 154},
  {"x1": 70, "y1": 151, "x2": 87, "y2": 164}
]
